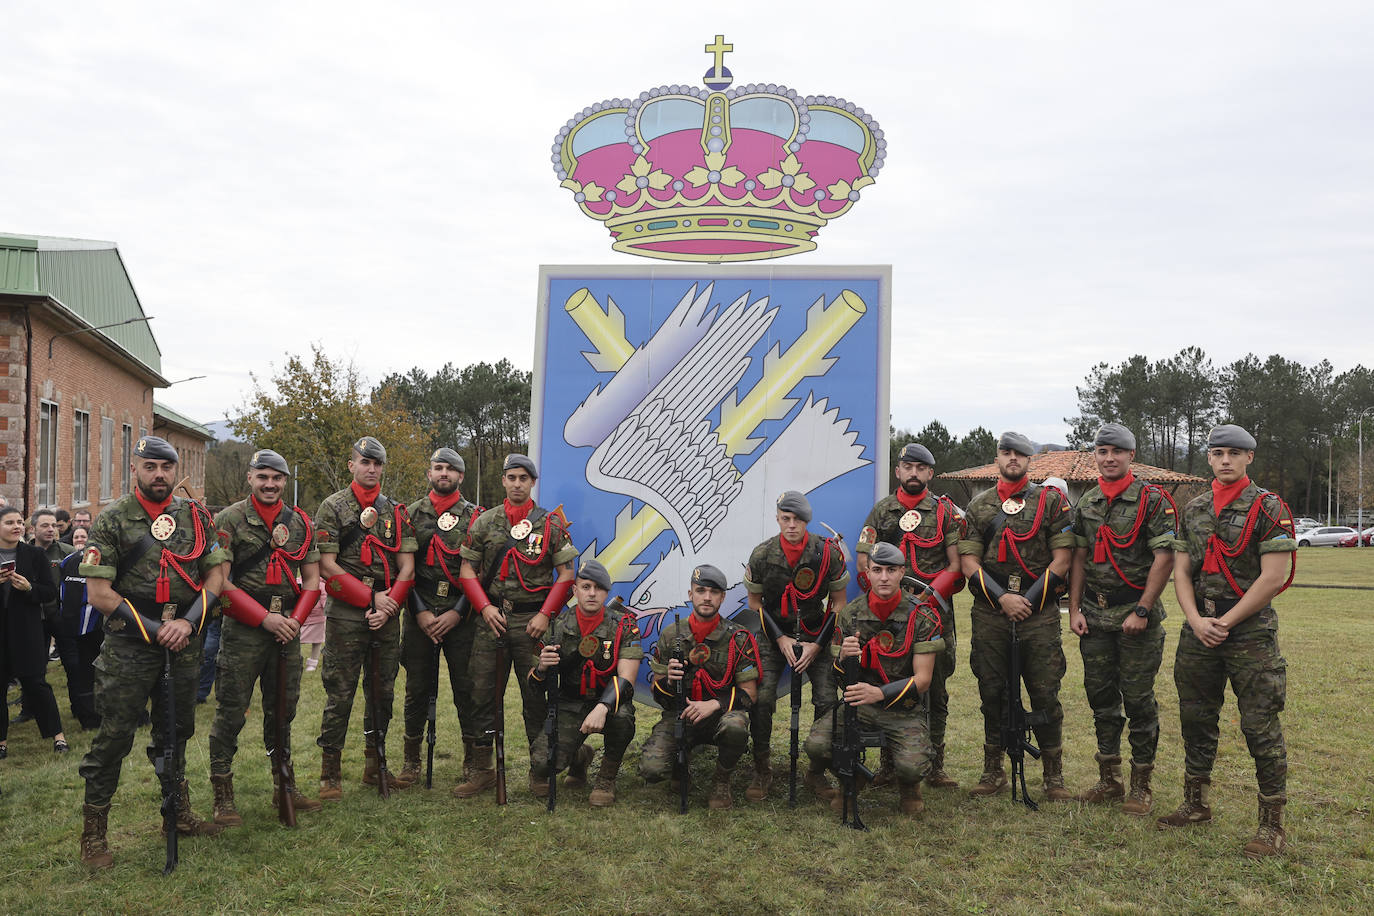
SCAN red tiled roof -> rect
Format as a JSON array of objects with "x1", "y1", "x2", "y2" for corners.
[{"x1": 938, "y1": 450, "x2": 1206, "y2": 483}]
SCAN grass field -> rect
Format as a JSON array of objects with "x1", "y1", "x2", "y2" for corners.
[{"x1": 2, "y1": 549, "x2": 1372, "y2": 915}]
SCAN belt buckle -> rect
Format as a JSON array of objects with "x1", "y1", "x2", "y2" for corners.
[
  {"x1": 1096, "y1": 592, "x2": 1108, "y2": 610},
  {"x1": 161, "y1": 603, "x2": 177, "y2": 622},
  {"x1": 437, "y1": 582, "x2": 450, "y2": 598},
  {"x1": 269, "y1": 596, "x2": 283, "y2": 615},
  {"x1": 501, "y1": 599, "x2": 514, "y2": 614},
  {"x1": 362, "y1": 576, "x2": 375, "y2": 591},
  {"x1": 1204, "y1": 598, "x2": 1216, "y2": 615},
  {"x1": 1008, "y1": 574, "x2": 1022, "y2": 594}
]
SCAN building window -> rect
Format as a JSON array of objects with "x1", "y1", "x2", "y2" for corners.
[
  {"x1": 38, "y1": 401, "x2": 58, "y2": 506},
  {"x1": 121, "y1": 424, "x2": 132, "y2": 494},
  {"x1": 101, "y1": 416, "x2": 114, "y2": 500},
  {"x1": 73, "y1": 409, "x2": 90, "y2": 505}
]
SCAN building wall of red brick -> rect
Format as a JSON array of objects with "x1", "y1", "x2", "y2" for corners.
[{"x1": 155, "y1": 425, "x2": 209, "y2": 496}]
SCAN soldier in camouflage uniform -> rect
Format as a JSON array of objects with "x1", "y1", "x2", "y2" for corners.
[
  {"x1": 959, "y1": 431, "x2": 1076, "y2": 801},
  {"x1": 857, "y1": 442, "x2": 965, "y2": 788},
  {"x1": 208, "y1": 449, "x2": 322, "y2": 825},
  {"x1": 1068, "y1": 424, "x2": 1177, "y2": 815},
  {"x1": 742, "y1": 490, "x2": 847, "y2": 801},
  {"x1": 314, "y1": 436, "x2": 418, "y2": 798},
  {"x1": 1158, "y1": 424, "x2": 1296, "y2": 858},
  {"x1": 804, "y1": 542, "x2": 958, "y2": 815},
  {"x1": 455, "y1": 454, "x2": 577, "y2": 798},
  {"x1": 399, "y1": 448, "x2": 482, "y2": 788},
  {"x1": 641, "y1": 564, "x2": 760, "y2": 810},
  {"x1": 527, "y1": 560, "x2": 642, "y2": 807},
  {"x1": 76, "y1": 436, "x2": 228, "y2": 869}
]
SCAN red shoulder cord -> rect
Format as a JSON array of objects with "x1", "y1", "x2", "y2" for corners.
[
  {"x1": 360, "y1": 503, "x2": 412, "y2": 589},
  {"x1": 780, "y1": 537, "x2": 833, "y2": 621},
  {"x1": 263, "y1": 506, "x2": 314, "y2": 596},
  {"x1": 690, "y1": 629, "x2": 762, "y2": 701},
  {"x1": 426, "y1": 506, "x2": 483, "y2": 587},
  {"x1": 859, "y1": 600, "x2": 943, "y2": 683},
  {"x1": 580, "y1": 613, "x2": 635, "y2": 695},
  {"x1": 155, "y1": 500, "x2": 216, "y2": 603},
  {"x1": 1201, "y1": 493, "x2": 1297, "y2": 597},
  {"x1": 498, "y1": 514, "x2": 562, "y2": 595},
  {"x1": 997, "y1": 489, "x2": 1052, "y2": 580},
  {"x1": 1093, "y1": 485, "x2": 1178, "y2": 589},
  {"x1": 902, "y1": 498, "x2": 951, "y2": 581}
]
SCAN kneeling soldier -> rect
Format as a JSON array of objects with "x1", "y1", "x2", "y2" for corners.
[
  {"x1": 640, "y1": 565, "x2": 760, "y2": 809},
  {"x1": 527, "y1": 560, "x2": 642, "y2": 807},
  {"x1": 804, "y1": 542, "x2": 952, "y2": 816}
]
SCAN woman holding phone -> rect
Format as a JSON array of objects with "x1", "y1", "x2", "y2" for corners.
[{"x1": 1, "y1": 505, "x2": 68, "y2": 757}]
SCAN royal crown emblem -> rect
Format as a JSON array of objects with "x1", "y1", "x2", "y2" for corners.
[{"x1": 551, "y1": 35, "x2": 887, "y2": 262}]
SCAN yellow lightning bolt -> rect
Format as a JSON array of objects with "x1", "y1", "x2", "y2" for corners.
[{"x1": 565, "y1": 288, "x2": 634, "y2": 372}]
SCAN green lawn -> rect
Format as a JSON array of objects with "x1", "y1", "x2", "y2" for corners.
[{"x1": 2, "y1": 550, "x2": 1372, "y2": 915}]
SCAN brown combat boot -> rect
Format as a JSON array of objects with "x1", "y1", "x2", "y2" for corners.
[
  {"x1": 564, "y1": 744, "x2": 594, "y2": 789},
  {"x1": 968, "y1": 744, "x2": 1008, "y2": 797},
  {"x1": 163, "y1": 780, "x2": 224, "y2": 837},
  {"x1": 1121, "y1": 762, "x2": 1154, "y2": 816},
  {"x1": 273, "y1": 762, "x2": 322, "y2": 812},
  {"x1": 708, "y1": 765, "x2": 735, "y2": 810},
  {"x1": 803, "y1": 762, "x2": 837, "y2": 801},
  {"x1": 398, "y1": 736, "x2": 423, "y2": 787},
  {"x1": 319, "y1": 748, "x2": 343, "y2": 801},
  {"x1": 79, "y1": 803, "x2": 114, "y2": 869},
  {"x1": 830, "y1": 771, "x2": 871, "y2": 813},
  {"x1": 1077, "y1": 752, "x2": 1125, "y2": 804},
  {"x1": 460, "y1": 736, "x2": 475, "y2": 783},
  {"x1": 453, "y1": 745, "x2": 496, "y2": 798},
  {"x1": 870, "y1": 745, "x2": 896, "y2": 788},
  {"x1": 588, "y1": 754, "x2": 622, "y2": 808},
  {"x1": 926, "y1": 743, "x2": 959, "y2": 789},
  {"x1": 210, "y1": 773, "x2": 243, "y2": 826},
  {"x1": 530, "y1": 770, "x2": 550, "y2": 798},
  {"x1": 745, "y1": 751, "x2": 773, "y2": 802},
  {"x1": 1243, "y1": 794, "x2": 1287, "y2": 858},
  {"x1": 363, "y1": 746, "x2": 412, "y2": 790},
  {"x1": 1041, "y1": 746, "x2": 1073, "y2": 802},
  {"x1": 1156, "y1": 774, "x2": 1213, "y2": 829},
  {"x1": 898, "y1": 779, "x2": 925, "y2": 815}
]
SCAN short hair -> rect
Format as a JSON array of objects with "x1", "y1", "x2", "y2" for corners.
[
  {"x1": 31, "y1": 508, "x2": 57, "y2": 525},
  {"x1": 0, "y1": 505, "x2": 22, "y2": 523},
  {"x1": 55, "y1": 509, "x2": 71, "y2": 523}
]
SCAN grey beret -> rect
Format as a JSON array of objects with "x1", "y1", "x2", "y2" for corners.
[
  {"x1": 898, "y1": 442, "x2": 936, "y2": 466},
  {"x1": 429, "y1": 447, "x2": 465, "y2": 472},
  {"x1": 691, "y1": 564, "x2": 728, "y2": 590},
  {"x1": 503, "y1": 453, "x2": 538, "y2": 478},
  {"x1": 1207, "y1": 424, "x2": 1257, "y2": 450},
  {"x1": 868, "y1": 542, "x2": 906, "y2": 568},
  {"x1": 577, "y1": 558, "x2": 612, "y2": 590},
  {"x1": 134, "y1": 435, "x2": 179, "y2": 463},
  {"x1": 352, "y1": 436, "x2": 387, "y2": 462},
  {"x1": 775, "y1": 490, "x2": 813, "y2": 523},
  {"x1": 997, "y1": 431, "x2": 1034, "y2": 456},
  {"x1": 248, "y1": 448, "x2": 290, "y2": 475},
  {"x1": 1094, "y1": 423, "x2": 1137, "y2": 450}
]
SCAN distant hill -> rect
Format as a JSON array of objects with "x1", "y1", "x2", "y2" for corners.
[{"x1": 206, "y1": 419, "x2": 241, "y2": 442}]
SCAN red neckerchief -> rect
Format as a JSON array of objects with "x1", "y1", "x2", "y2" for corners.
[
  {"x1": 996, "y1": 477, "x2": 1028, "y2": 502},
  {"x1": 868, "y1": 589, "x2": 902, "y2": 622},
  {"x1": 503, "y1": 498, "x2": 533, "y2": 527},
  {"x1": 895, "y1": 487, "x2": 925, "y2": 510},
  {"x1": 429, "y1": 488, "x2": 463, "y2": 516},
  {"x1": 1098, "y1": 472, "x2": 1135, "y2": 504},
  {"x1": 251, "y1": 495, "x2": 283, "y2": 529},
  {"x1": 1212, "y1": 476, "x2": 1250, "y2": 516},
  {"x1": 351, "y1": 481, "x2": 380, "y2": 509},
  {"x1": 779, "y1": 533, "x2": 806, "y2": 567},
  {"x1": 576, "y1": 607, "x2": 605, "y2": 636},
  {"x1": 135, "y1": 488, "x2": 173, "y2": 520},
  {"x1": 688, "y1": 612, "x2": 720, "y2": 644}
]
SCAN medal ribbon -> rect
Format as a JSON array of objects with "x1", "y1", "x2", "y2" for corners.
[
  {"x1": 689, "y1": 628, "x2": 762, "y2": 701},
  {"x1": 779, "y1": 535, "x2": 831, "y2": 619}
]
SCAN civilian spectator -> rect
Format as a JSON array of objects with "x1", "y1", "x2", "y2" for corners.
[
  {"x1": 0, "y1": 506, "x2": 68, "y2": 756},
  {"x1": 56, "y1": 551, "x2": 102, "y2": 730},
  {"x1": 61, "y1": 510, "x2": 92, "y2": 545},
  {"x1": 54, "y1": 509, "x2": 71, "y2": 541},
  {"x1": 300, "y1": 588, "x2": 326, "y2": 672},
  {"x1": 71, "y1": 527, "x2": 89, "y2": 549}
]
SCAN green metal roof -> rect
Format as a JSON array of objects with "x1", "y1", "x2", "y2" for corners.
[
  {"x1": 0, "y1": 233, "x2": 162, "y2": 373},
  {"x1": 153, "y1": 402, "x2": 214, "y2": 440}
]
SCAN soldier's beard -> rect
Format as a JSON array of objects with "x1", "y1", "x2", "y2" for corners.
[
  {"x1": 431, "y1": 478, "x2": 458, "y2": 495},
  {"x1": 138, "y1": 480, "x2": 172, "y2": 501},
  {"x1": 900, "y1": 479, "x2": 927, "y2": 495},
  {"x1": 1000, "y1": 465, "x2": 1028, "y2": 483}
]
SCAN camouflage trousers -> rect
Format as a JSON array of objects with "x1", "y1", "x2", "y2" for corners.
[
  {"x1": 1078, "y1": 618, "x2": 1164, "y2": 764},
  {"x1": 929, "y1": 628, "x2": 957, "y2": 749},
  {"x1": 208, "y1": 617, "x2": 302, "y2": 775},
  {"x1": 749, "y1": 638, "x2": 835, "y2": 756},
  {"x1": 316, "y1": 614, "x2": 400, "y2": 752},
  {"x1": 468, "y1": 610, "x2": 546, "y2": 757},
  {"x1": 970, "y1": 607, "x2": 1066, "y2": 749},
  {"x1": 1174, "y1": 620, "x2": 1287, "y2": 797},
  {"x1": 640, "y1": 707, "x2": 751, "y2": 780},
  {"x1": 804, "y1": 701, "x2": 932, "y2": 784},
  {"x1": 79, "y1": 633, "x2": 203, "y2": 807},
  {"x1": 529, "y1": 695, "x2": 636, "y2": 777},
  {"x1": 401, "y1": 609, "x2": 477, "y2": 743}
]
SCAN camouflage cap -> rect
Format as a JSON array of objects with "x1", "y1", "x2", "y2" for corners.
[
  {"x1": 352, "y1": 436, "x2": 387, "y2": 462},
  {"x1": 503, "y1": 453, "x2": 538, "y2": 479},
  {"x1": 1094, "y1": 423, "x2": 1137, "y2": 450},
  {"x1": 576, "y1": 558, "x2": 612, "y2": 590},
  {"x1": 429, "y1": 447, "x2": 465, "y2": 472},
  {"x1": 868, "y1": 541, "x2": 906, "y2": 568},
  {"x1": 691, "y1": 564, "x2": 728, "y2": 591},
  {"x1": 248, "y1": 448, "x2": 290, "y2": 475},
  {"x1": 134, "y1": 435, "x2": 179, "y2": 463},
  {"x1": 898, "y1": 442, "x2": 936, "y2": 466},
  {"x1": 775, "y1": 490, "x2": 812, "y2": 523},
  {"x1": 997, "y1": 431, "x2": 1034, "y2": 457},
  {"x1": 1207, "y1": 424, "x2": 1257, "y2": 450}
]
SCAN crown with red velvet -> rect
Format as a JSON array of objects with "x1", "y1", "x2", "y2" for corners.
[{"x1": 551, "y1": 36, "x2": 887, "y2": 262}]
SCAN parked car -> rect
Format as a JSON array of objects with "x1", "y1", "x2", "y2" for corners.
[
  {"x1": 1295, "y1": 517, "x2": 1320, "y2": 530},
  {"x1": 1337, "y1": 527, "x2": 1374, "y2": 547},
  {"x1": 1298, "y1": 526, "x2": 1357, "y2": 547}
]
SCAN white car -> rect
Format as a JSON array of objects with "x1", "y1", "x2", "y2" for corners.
[{"x1": 1298, "y1": 526, "x2": 1357, "y2": 547}]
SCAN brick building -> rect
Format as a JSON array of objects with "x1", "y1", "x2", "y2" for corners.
[
  {"x1": 0, "y1": 233, "x2": 192, "y2": 516},
  {"x1": 153, "y1": 402, "x2": 214, "y2": 497}
]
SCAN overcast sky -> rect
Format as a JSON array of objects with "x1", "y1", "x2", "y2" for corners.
[{"x1": 5, "y1": 1, "x2": 1371, "y2": 445}]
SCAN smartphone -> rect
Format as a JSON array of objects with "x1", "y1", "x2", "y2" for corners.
[{"x1": 0, "y1": 560, "x2": 14, "y2": 573}]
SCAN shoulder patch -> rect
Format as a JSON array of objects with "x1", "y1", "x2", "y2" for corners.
[
  {"x1": 217, "y1": 529, "x2": 231, "y2": 549},
  {"x1": 858, "y1": 526, "x2": 877, "y2": 546},
  {"x1": 317, "y1": 529, "x2": 331, "y2": 542},
  {"x1": 82, "y1": 546, "x2": 102, "y2": 566}
]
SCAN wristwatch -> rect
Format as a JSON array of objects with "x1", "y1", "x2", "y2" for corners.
[{"x1": 1132, "y1": 605, "x2": 1150, "y2": 619}]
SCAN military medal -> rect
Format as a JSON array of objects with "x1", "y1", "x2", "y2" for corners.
[
  {"x1": 272, "y1": 523, "x2": 290, "y2": 547},
  {"x1": 876, "y1": 630, "x2": 895, "y2": 651},
  {"x1": 150, "y1": 514, "x2": 177, "y2": 541},
  {"x1": 437, "y1": 582, "x2": 450, "y2": 598},
  {"x1": 899, "y1": 509, "x2": 922, "y2": 532},
  {"x1": 602, "y1": 640, "x2": 612, "y2": 661},
  {"x1": 578, "y1": 635, "x2": 598, "y2": 658},
  {"x1": 688, "y1": 644, "x2": 711, "y2": 665},
  {"x1": 1001, "y1": 498, "x2": 1025, "y2": 515},
  {"x1": 360, "y1": 506, "x2": 378, "y2": 529},
  {"x1": 438, "y1": 511, "x2": 458, "y2": 532},
  {"x1": 526, "y1": 533, "x2": 543, "y2": 556},
  {"x1": 793, "y1": 567, "x2": 816, "y2": 591}
]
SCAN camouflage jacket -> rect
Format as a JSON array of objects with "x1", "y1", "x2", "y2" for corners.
[
  {"x1": 834, "y1": 593, "x2": 944, "y2": 696},
  {"x1": 315, "y1": 487, "x2": 416, "y2": 621},
  {"x1": 650, "y1": 614, "x2": 759, "y2": 704},
  {"x1": 214, "y1": 498, "x2": 320, "y2": 604},
  {"x1": 858, "y1": 491, "x2": 965, "y2": 579},
  {"x1": 459, "y1": 503, "x2": 577, "y2": 606},
  {"x1": 958, "y1": 483, "x2": 1075, "y2": 609},
  {"x1": 80, "y1": 494, "x2": 227, "y2": 610},
  {"x1": 538, "y1": 601, "x2": 644, "y2": 702},
  {"x1": 743, "y1": 532, "x2": 849, "y2": 640},
  {"x1": 1177, "y1": 483, "x2": 1295, "y2": 630},
  {"x1": 407, "y1": 492, "x2": 482, "y2": 612},
  {"x1": 1071, "y1": 479, "x2": 1177, "y2": 625}
]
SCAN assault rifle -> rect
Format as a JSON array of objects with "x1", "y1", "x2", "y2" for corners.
[
  {"x1": 425, "y1": 639, "x2": 441, "y2": 789},
  {"x1": 544, "y1": 643, "x2": 560, "y2": 812},
  {"x1": 274, "y1": 643, "x2": 296, "y2": 826},
  {"x1": 1002, "y1": 618, "x2": 1048, "y2": 811},
  {"x1": 493, "y1": 640, "x2": 508, "y2": 805},
  {"x1": 672, "y1": 610, "x2": 688, "y2": 814},
  {"x1": 156, "y1": 648, "x2": 179, "y2": 874},
  {"x1": 787, "y1": 619, "x2": 803, "y2": 809},
  {"x1": 367, "y1": 634, "x2": 390, "y2": 799},
  {"x1": 832, "y1": 632, "x2": 872, "y2": 830}
]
